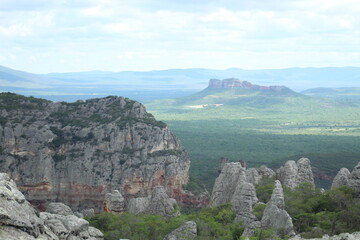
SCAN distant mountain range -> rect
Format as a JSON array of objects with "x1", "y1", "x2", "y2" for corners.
[{"x1": 1, "y1": 65, "x2": 360, "y2": 102}]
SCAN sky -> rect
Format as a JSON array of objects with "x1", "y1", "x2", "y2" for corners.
[{"x1": 0, "y1": 0, "x2": 359, "y2": 73}]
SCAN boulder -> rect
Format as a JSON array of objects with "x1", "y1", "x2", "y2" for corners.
[
  {"x1": 46, "y1": 202, "x2": 74, "y2": 216},
  {"x1": 261, "y1": 180, "x2": 295, "y2": 238},
  {"x1": 163, "y1": 221, "x2": 197, "y2": 240},
  {"x1": 290, "y1": 231, "x2": 360, "y2": 240}
]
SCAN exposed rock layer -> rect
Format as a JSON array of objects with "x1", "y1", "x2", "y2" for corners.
[
  {"x1": 163, "y1": 221, "x2": 197, "y2": 240},
  {"x1": 277, "y1": 158, "x2": 315, "y2": 189},
  {"x1": 331, "y1": 162, "x2": 360, "y2": 197},
  {"x1": 0, "y1": 93, "x2": 190, "y2": 211}
]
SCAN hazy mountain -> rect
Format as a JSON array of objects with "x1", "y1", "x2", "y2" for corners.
[
  {"x1": 302, "y1": 87, "x2": 360, "y2": 99},
  {"x1": 1, "y1": 65, "x2": 360, "y2": 102}
]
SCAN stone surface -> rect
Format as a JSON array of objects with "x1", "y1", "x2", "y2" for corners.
[
  {"x1": 261, "y1": 180, "x2": 295, "y2": 238},
  {"x1": 277, "y1": 158, "x2": 314, "y2": 189},
  {"x1": 46, "y1": 202, "x2": 74, "y2": 216},
  {"x1": 0, "y1": 93, "x2": 190, "y2": 211},
  {"x1": 331, "y1": 168, "x2": 351, "y2": 189},
  {"x1": 128, "y1": 186, "x2": 180, "y2": 217},
  {"x1": 163, "y1": 221, "x2": 197, "y2": 240},
  {"x1": 290, "y1": 232, "x2": 360, "y2": 240},
  {"x1": 331, "y1": 162, "x2": 360, "y2": 197},
  {"x1": 0, "y1": 172, "x2": 103, "y2": 240},
  {"x1": 103, "y1": 190, "x2": 125, "y2": 213},
  {"x1": 209, "y1": 162, "x2": 246, "y2": 207}
]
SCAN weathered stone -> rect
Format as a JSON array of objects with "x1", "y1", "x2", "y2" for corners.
[
  {"x1": 277, "y1": 158, "x2": 314, "y2": 189},
  {"x1": 0, "y1": 173, "x2": 103, "y2": 240},
  {"x1": 290, "y1": 231, "x2": 360, "y2": 240},
  {"x1": 81, "y1": 208, "x2": 95, "y2": 218},
  {"x1": 331, "y1": 168, "x2": 351, "y2": 189},
  {"x1": 209, "y1": 162, "x2": 246, "y2": 207},
  {"x1": 46, "y1": 202, "x2": 74, "y2": 216},
  {"x1": 163, "y1": 221, "x2": 197, "y2": 240},
  {"x1": 103, "y1": 190, "x2": 125, "y2": 213},
  {"x1": 128, "y1": 186, "x2": 179, "y2": 217},
  {"x1": 0, "y1": 94, "x2": 190, "y2": 211},
  {"x1": 261, "y1": 180, "x2": 295, "y2": 238}
]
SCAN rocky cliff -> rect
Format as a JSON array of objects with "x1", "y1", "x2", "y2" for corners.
[
  {"x1": 0, "y1": 173, "x2": 103, "y2": 240},
  {"x1": 277, "y1": 158, "x2": 315, "y2": 189},
  {"x1": 0, "y1": 93, "x2": 190, "y2": 211}
]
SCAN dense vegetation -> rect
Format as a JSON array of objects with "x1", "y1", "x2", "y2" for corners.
[
  {"x1": 146, "y1": 91, "x2": 360, "y2": 190},
  {"x1": 88, "y1": 182, "x2": 360, "y2": 240}
]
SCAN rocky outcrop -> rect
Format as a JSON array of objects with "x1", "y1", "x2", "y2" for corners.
[
  {"x1": 0, "y1": 172, "x2": 103, "y2": 240},
  {"x1": 290, "y1": 232, "x2": 360, "y2": 240},
  {"x1": 103, "y1": 190, "x2": 125, "y2": 213},
  {"x1": 208, "y1": 78, "x2": 291, "y2": 93},
  {"x1": 209, "y1": 162, "x2": 246, "y2": 207},
  {"x1": 261, "y1": 180, "x2": 295, "y2": 238},
  {"x1": 163, "y1": 221, "x2": 197, "y2": 240},
  {"x1": 128, "y1": 186, "x2": 179, "y2": 217},
  {"x1": 246, "y1": 165, "x2": 276, "y2": 186},
  {"x1": 0, "y1": 93, "x2": 190, "y2": 211},
  {"x1": 331, "y1": 168, "x2": 351, "y2": 189},
  {"x1": 46, "y1": 202, "x2": 74, "y2": 216},
  {"x1": 331, "y1": 162, "x2": 360, "y2": 196},
  {"x1": 277, "y1": 158, "x2": 314, "y2": 189}
]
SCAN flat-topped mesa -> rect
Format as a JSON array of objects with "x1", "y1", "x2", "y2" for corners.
[
  {"x1": 208, "y1": 78, "x2": 289, "y2": 92},
  {"x1": 277, "y1": 158, "x2": 315, "y2": 189},
  {"x1": 0, "y1": 93, "x2": 190, "y2": 211}
]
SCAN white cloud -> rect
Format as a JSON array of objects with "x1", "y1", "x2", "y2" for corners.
[{"x1": 82, "y1": 5, "x2": 113, "y2": 17}]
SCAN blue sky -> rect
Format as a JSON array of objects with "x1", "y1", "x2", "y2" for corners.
[{"x1": 0, "y1": 0, "x2": 359, "y2": 73}]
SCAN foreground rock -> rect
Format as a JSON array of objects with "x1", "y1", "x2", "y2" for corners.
[
  {"x1": 290, "y1": 232, "x2": 360, "y2": 240},
  {"x1": 0, "y1": 173, "x2": 103, "y2": 240},
  {"x1": 0, "y1": 93, "x2": 190, "y2": 211},
  {"x1": 261, "y1": 180, "x2": 295, "y2": 238},
  {"x1": 163, "y1": 221, "x2": 197, "y2": 240},
  {"x1": 277, "y1": 158, "x2": 314, "y2": 189},
  {"x1": 128, "y1": 186, "x2": 179, "y2": 217}
]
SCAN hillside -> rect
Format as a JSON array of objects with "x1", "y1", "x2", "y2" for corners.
[
  {"x1": 146, "y1": 79, "x2": 360, "y2": 190},
  {"x1": 302, "y1": 87, "x2": 360, "y2": 99}
]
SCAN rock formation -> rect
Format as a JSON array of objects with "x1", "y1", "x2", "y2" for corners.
[
  {"x1": 103, "y1": 190, "x2": 125, "y2": 213},
  {"x1": 331, "y1": 162, "x2": 360, "y2": 196},
  {"x1": 290, "y1": 232, "x2": 360, "y2": 240},
  {"x1": 277, "y1": 158, "x2": 314, "y2": 189},
  {"x1": 218, "y1": 157, "x2": 228, "y2": 173},
  {"x1": 261, "y1": 180, "x2": 295, "y2": 238},
  {"x1": 209, "y1": 162, "x2": 246, "y2": 207},
  {"x1": 163, "y1": 221, "x2": 197, "y2": 240},
  {"x1": 0, "y1": 93, "x2": 190, "y2": 211},
  {"x1": 128, "y1": 186, "x2": 179, "y2": 217},
  {"x1": 0, "y1": 172, "x2": 103, "y2": 240},
  {"x1": 246, "y1": 165, "x2": 276, "y2": 186},
  {"x1": 331, "y1": 168, "x2": 351, "y2": 189}
]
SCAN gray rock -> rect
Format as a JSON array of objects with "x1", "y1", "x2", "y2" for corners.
[
  {"x1": 46, "y1": 202, "x2": 74, "y2": 216},
  {"x1": 0, "y1": 172, "x2": 103, "y2": 240},
  {"x1": 290, "y1": 231, "x2": 360, "y2": 240},
  {"x1": 209, "y1": 162, "x2": 246, "y2": 207},
  {"x1": 0, "y1": 95, "x2": 190, "y2": 211},
  {"x1": 331, "y1": 168, "x2": 351, "y2": 189},
  {"x1": 128, "y1": 186, "x2": 179, "y2": 217},
  {"x1": 103, "y1": 190, "x2": 125, "y2": 213},
  {"x1": 261, "y1": 180, "x2": 295, "y2": 238},
  {"x1": 163, "y1": 221, "x2": 197, "y2": 240},
  {"x1": 246, "y1": 166, "x2": 276, "y2": 186},
  {"x1": 277, "y1": 158, "x2": 314, "y2": 189},
  {"x1": 81, "y1": 208, "x2": 95, "y2": 218}
]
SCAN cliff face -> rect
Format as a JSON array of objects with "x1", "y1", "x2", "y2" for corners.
[{"x1": 0, "y1": 93, "x2": 190, "y2": 211}]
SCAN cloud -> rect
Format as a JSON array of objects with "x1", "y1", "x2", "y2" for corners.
[{"x1": 82, "y1": 5, "x2": 113, "y2": 17}]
